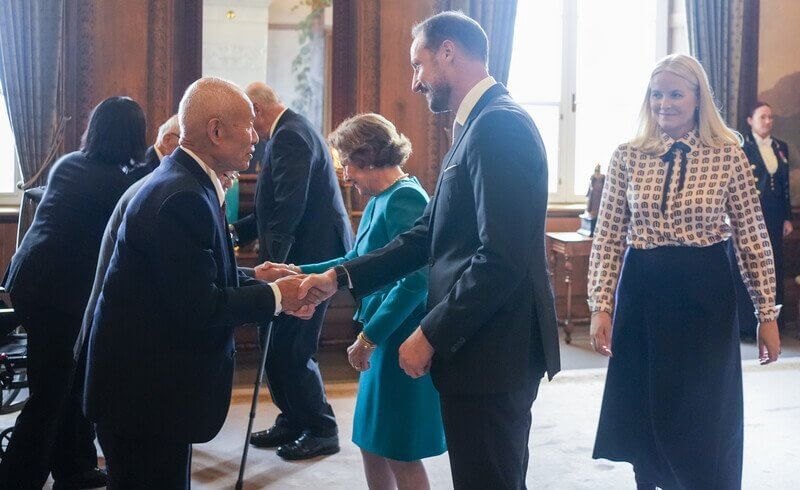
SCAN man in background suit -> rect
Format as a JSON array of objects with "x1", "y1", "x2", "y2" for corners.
[
  {"x1": 142, "y1": 114, "x2": 180, "y2": 172},
  {"x1": 232, "y1": 83, "x2": 354, "y2": 460},
  {"x1": 83, "y1": 77, "x2": 320, "y2": 488},
  {"x1": 299, "y1": 12, "x2": 560, "y2": 489}
]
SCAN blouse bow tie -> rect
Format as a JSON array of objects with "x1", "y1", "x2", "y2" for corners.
[{"x1": 660, "y1": 141, "x2": 691, "y2": 213}]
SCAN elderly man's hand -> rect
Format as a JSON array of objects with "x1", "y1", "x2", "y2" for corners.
[
  {"x1": 398, "y1": 327, "x2": 434, "y2": 378},
  {"x1": 255, "y1": 261, "x2": 299, "y2": 282}
]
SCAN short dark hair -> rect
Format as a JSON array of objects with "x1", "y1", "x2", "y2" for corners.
[
  {"x1": 412, "y1": 11, "x2": 488, "y2": 64},
  {"x1": 749, "y1": 101, "x2": 771, "y2": 118},
  {"x1": 81, "y1": 96, "x2": 147, "y2": 167}
]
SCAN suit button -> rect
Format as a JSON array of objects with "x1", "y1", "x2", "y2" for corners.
[
  {"x1": 750, "y1": 164, "x2": 756, "y2": 170},
  {"x1": 756, "y1": 190, "x2": 761, "y2": 195}
]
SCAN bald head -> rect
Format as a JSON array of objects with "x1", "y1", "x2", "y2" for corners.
[
  {"x1": 245, "y1": 82, "x2": 285, "y2": 139},
  {"x1": 155, "y1": 114, "x2": 180, "y2": 157},
  {"x1": 178, "y1": 77, "x2": 258, "y2": 173}
]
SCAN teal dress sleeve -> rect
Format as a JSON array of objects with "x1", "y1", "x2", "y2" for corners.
[
  {"x1": 362, "y1": 187, "x2": 429, "y2": 345},
  {"x1": 300, "y1": 249, "x2": 356, "y2": 274}
]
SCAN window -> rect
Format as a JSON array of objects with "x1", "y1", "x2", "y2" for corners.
[
  {"x1": 0, "y1": 84, "x2": 19, "y2": 199},
  {"x1": 508, "y1": 0, "x2": 670, "y2": 202}
]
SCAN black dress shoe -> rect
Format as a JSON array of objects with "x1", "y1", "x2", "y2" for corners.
[
  {"x1": 277, "y1": 433, "x2": 340, "y2": 460},
  {"x1": 53, "y1": 467, "x2": 109, "y2": 490},
  {"x1": 250, "y1": 424, "x2": 302, "y2": 448}
]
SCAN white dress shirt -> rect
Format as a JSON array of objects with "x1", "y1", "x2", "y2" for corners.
[
  {"x1": 454, "y1": 75, "x2": 497, "y2": 126},
  {"x1": 754, "y1": 133, "x2": 779, "y2": 175}
]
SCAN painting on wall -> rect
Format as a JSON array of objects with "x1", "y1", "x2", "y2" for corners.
[{"x1": 758, "y1": 0, "x2": 800, "y2": 205}]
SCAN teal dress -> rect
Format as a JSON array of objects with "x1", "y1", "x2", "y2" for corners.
[{"x1": 302, "y1": 177, "x2": 446, "y2": 461}]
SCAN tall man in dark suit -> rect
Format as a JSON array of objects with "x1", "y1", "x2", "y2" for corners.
[
  {"x1": 232, "y1": 83, "x2": 353, "y2": 460},
  {"x1": 83, "y1": 77, "x2": 320, "y2": 489},
  {"x1": 142, "y1": 114, "x2": 180, "y2": 172},
  {"x1": 298, "y1": 12, "x2": 560, "y2": 489}
]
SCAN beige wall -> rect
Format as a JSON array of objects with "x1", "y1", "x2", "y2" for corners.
[{"x1": 758, "y1": 0, "x2": 800, "y2": 169}]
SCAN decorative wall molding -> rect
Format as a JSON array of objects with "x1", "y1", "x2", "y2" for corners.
[
  {"x1": 148, "y1": 0, "x2": 173, "y2": 134},
  {"x1": 355, "y1": 1, "x2": 380, "y2": 114}
]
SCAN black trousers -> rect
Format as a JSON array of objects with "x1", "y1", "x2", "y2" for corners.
[
  {"x1": 439, "y1": 377, "x2": 543, "y2": 490},
  {"x1": 263, "y1": 299, "x2": 337, "y2": 437},
  {"x1": 0, "y1": 298, "x2": 97, "y2": 488},
  {"x1": 96, "y1": 424, "x2": 191, "y2": 490}
]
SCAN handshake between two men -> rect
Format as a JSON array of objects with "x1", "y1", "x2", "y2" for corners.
[{"x1": 256, "y1": 261, "x2": 337, "y2": 320}]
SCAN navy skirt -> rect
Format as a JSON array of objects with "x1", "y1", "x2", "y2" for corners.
[{"x1": 593, "y1": 242, "x2": 743, "y2": 489}]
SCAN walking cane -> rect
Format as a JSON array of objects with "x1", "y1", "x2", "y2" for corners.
[{"x1": 235, "y1": 321, "x2": 273, "y2": 490}]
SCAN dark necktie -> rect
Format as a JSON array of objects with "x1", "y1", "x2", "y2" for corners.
[{"x1": 660, "y1": 141, "x2": 691, "y2": 213}]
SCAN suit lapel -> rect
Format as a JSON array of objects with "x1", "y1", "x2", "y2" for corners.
[
  {"x1": 428, "y1": 83, "x2": 509, "y2": 232},
  {"x1": 173, "y1": 148, "x2": 235, "y2": 286}
]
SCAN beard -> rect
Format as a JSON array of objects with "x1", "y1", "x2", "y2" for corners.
[{"x1": 425, "y1": 81, "x2": 451, "y2": 113}]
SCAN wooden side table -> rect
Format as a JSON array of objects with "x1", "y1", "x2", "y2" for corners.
[{"x1": 546, "y1": 232, "x2": 593, "y2": 344}]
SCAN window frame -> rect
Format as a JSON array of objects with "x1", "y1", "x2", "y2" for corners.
[
  {"x1": 0, "y1": 84, "x2": 22, "y2": 206},
  {"x1": 513, "y1": 0, "x2": 670, "y2": 203}
]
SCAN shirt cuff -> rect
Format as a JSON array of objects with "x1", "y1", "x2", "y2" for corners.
[
  {"x1": 587, "y1": 298, "x2": 614, "y2": 315},
  {"x1": 269, "y1": 282, "x2": 282, "y2": 316},
  {"x1": 757, "y1": 304, "x2": 781, "y2": 323},
  {"x1": 340, "y1": 265, "x2": 353, "y2": 289}
]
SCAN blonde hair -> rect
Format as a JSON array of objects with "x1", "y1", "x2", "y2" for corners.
[
  {"x1": 328, "y1": 113, "x2": 412, "y2": 168},
  {"x1": 630, "y1": 54, "x2": 740, "y2": 153}
]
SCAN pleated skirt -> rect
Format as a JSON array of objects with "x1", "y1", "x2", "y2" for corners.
[{"x1": 593, "y1": 242, "x2": 743, "y2": 490}]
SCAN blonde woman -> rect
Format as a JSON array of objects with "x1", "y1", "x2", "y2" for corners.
[{"x1": 588, "y1": 54, "x2": 781, "y2": 489}]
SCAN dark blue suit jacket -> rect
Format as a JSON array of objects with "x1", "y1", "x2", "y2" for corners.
[
  {"x1": 3, "y1": 151, "x2": 144, "y2": 316},
  {"x1": 84, "y1": 148, "x2": 277, "y2": 443},
  {"x1": 343, "y1": 84, "x2": 560, "y2": 395},
  {"x1": 742, "y1": 131, "x2": 791, "y2": 223},
  {"x1": 233, "y1": 109, "x2": 353, "y2": 264}
]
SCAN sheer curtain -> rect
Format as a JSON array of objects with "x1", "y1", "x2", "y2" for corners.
[{"x1": 0, "y1": 0, "x2": 67, "y2": 243}]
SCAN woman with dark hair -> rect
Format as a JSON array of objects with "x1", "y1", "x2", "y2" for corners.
[
  {"x1": 1, "y1": 96, "x2": 148, "y2": 489},
  {"x1": 730, "y1": 102, "x2": 792, "y2": 338}
]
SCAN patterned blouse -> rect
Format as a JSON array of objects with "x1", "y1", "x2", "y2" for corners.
[{"x1": 587, "y1": 129, "x2": 778, "y2": 322}]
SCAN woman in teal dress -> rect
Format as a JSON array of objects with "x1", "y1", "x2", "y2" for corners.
[{"x1": 261, "y1": 113, "x2": 445, "y2": 489}]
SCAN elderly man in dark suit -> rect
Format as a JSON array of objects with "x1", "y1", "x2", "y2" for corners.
[
  {"x1": 142, "y1": 114, "x2": 180, "y2": 172},
  {"x1": 83, "y1": 77, "x2": 320, "y2": 489},
  {"x1": 298, "y1": 11, "x2": 560, "y2": 489},
  {"x1": 232, "y1": 83, "x2": 353, "y2": 460}
]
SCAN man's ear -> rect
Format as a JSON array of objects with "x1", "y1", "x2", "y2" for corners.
[
  {"x1": 207, "y1": 118, "x2": 222, "y2": 146},
  {"x1": 440, "y1": 39, "x2": 456, "y2": 62}
]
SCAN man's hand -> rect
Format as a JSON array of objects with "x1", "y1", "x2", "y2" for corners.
[
  {"x1": 589, "y1": 311, "x2": 613, "y2": 357},
  {"x1": 274, "y1": 275, "x2": 325, "y2": 319},
  {"x1": 297, "y1": 269, "x2": 339, "y2": 304},
  {"x1": 783, "y1": 220, "x2": 793, "y2": 237},
  {"x1": 254, "y1": 261, "x2": 299, "y2": 282},
  {"x1": 398, "y1": 327, "x2": 434, "y2": 378},
  {"x1": 758, "y1": 320, "x2": 781, "y2": 365}
]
